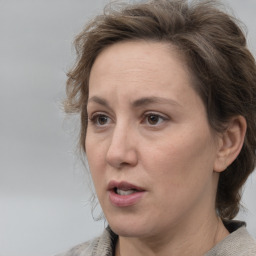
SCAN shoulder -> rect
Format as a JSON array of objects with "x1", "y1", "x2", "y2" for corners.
[
  {"x1": 226, "y1": 226, "x2": 256, "y2": 255},
  {"x1": 206, "y1": 220, "x2": 256, "y2": 256},
  {"x1": 55, "y1": 227, "x2": 117, "y2": 256},
  {"x1": 55, "y1": 240, "x2": 91, "y2": 256}
]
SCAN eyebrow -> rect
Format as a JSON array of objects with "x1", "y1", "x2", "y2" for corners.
[
  {"x1": 88, "y1": 96, "x2": 110, "y2": 108},
  {"x1": 88, "y1": 96, "x2": 181, "y2": 108},
  {"x1": 132, "y1": 96, "x2": 181, "y2": 108}
]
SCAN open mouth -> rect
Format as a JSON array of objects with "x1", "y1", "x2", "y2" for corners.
[
  {"x1": 108, "y1": 181, "x2": 144, "y2": 196},
  {"x1": 114, "y1": 188, "x2": 139, "y2": 196},
  {"x1": 108, "y1": 181, "x2": 145, "y2": 207}
]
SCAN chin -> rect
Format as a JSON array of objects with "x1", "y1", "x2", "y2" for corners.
[
  {"x1": 106, "y1": 213, "x2": 154, "y2": 238},
  {"x1": 110, "y1": 223, "x2": 145, "y2": 238}
]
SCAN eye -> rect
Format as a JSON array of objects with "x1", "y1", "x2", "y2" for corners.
[
  {"x1": 143, "y1": 113, "x2": 167, "y2": 126},
  {"x1": 90, "y1": 114, "x2": 111, "y2": 126}
]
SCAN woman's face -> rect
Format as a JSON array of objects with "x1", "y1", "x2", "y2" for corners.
[{"x1": 86, "y1": 41, "x2": 220, "y2": 238}]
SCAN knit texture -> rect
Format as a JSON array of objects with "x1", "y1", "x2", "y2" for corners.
[
  {"x1": 205, "y1": 222, "x2": 256, "y2": 256},
  {"x1": 56, "y1": 227, "x2": 117, "y2": 256}
]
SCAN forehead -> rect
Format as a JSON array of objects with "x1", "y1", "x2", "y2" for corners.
[
  {"x1": 89, "y1": 40, "x2": 192, "y2": 95},
  {"x1": 91, "y1": 40, "x2": 186, "y2": 72}
]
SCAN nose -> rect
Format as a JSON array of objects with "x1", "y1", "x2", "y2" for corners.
[{"x1": 106, "y1": 124, "x2": 138, "y2": 169}]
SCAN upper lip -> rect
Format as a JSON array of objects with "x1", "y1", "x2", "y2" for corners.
[{"x1": 107, "y1": 180, "x2": 145, "y2": 191}]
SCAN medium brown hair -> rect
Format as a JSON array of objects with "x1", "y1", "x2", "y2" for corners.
[{"x1": 64, "y1": 0, "x2": 256, "y2": 220}]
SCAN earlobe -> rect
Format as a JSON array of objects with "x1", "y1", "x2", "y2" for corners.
[{"x1": 214, "y1": 116, "x2": 247, "y2": 173}]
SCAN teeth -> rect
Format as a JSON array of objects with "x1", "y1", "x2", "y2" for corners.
[{"x1": 116, "y1": 189, "x2": 136, "y2": 196}]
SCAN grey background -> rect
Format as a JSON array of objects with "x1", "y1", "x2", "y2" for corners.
[{"x1": 0, "y1": 1, "x2": 255, "y2": 256}]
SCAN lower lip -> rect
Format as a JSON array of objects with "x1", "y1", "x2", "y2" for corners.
[{"x1": 109, "y1": 190, "x2": 145, "y2": 207}]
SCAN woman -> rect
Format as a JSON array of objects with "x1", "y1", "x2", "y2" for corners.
[{"x1": 59, "y1": 0, "x2": 256, "y2": 255}]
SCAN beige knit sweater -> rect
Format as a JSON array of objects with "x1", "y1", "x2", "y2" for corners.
[
  {"x1": 57, "y1": 221, "x2": 256, "y2": 256},
  {"x1": 206, "y1": 225, "x2": 256, "y2": 256}
]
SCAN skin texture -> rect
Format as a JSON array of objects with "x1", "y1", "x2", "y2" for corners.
[{"x1": 86, "y1": 41, "x2": 245, "y2": 256}]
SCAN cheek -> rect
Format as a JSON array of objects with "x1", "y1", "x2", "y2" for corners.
[
  {"x1": 85, "y1": 138, "x2": 105, "y2": 187},
  {"x1": 143, "y1": 134, "x2": 217, "y2": 216},
  {"x1": 143, "y1": 129, "x2": 216, "y2": 187},
  {"x1": 86, "y1": 132, "x2": 106, "y2": 165}
]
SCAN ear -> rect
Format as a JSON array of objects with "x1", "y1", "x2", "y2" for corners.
[{"x1": 214, "y1": 115, "x2": 247, "y2": 173}]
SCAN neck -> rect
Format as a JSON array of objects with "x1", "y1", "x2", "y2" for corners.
[{"x1": 115, "y1": 214, "x2": 229, "y2": 256}]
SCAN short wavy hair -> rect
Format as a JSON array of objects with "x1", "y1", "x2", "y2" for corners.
[{"x1": 64, "y1": 0, "x2": 256, "y2": 220}]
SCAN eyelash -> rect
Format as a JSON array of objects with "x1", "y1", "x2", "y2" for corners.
[
  {"x1": 142, "y1": 112, "x2": 168, "y2": 126},
  {"x1": 89, "y1": 113, "x2": 111, "y2": 127},
  {"x1": 88, "y1": 112, "x2": 168, "y2": 128}
]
